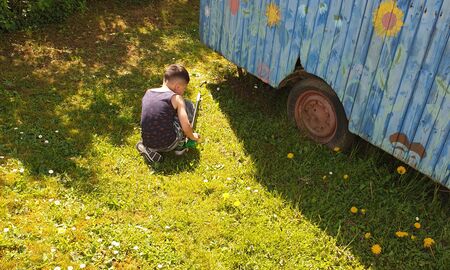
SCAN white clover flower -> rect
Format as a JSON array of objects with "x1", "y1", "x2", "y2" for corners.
[
  {"x1": 14, "y1": 127, "x2": 18, "y2": 130},
  {"x1": 71, "y1": 226, "x2": 76, "y2": 231},
  {"x1": 203, "y1": 179, "x2": 208, "y2": 183},
  {"x1": 38, "y1": 135, "x2": 43, "y2": 138},
  {"x1": 51, "y1": 247, "x2": 57, "y2": 253},
  {"x1": 113, "y1": 250, "x2": 119, "y2": 255},
  {"x1": 54, "y1": 200, "x2": 61, "y2": 206},
  {"x1": 3, "y1": 228, "x2": 9, "y2": 233},
  {"x1": 79, "y1": 264, "x2": 86, "y2": 269},
  {"x1": 44, "y1": 140, "x2": 49, "y2": 144},
  {"x1": 416, "y1": 217, "x2": 420, "y2": 221},
  {"x1": 157, "y1": 264, "x2": 163, "y2": 269},
  {"x1": 164, "y1": 226, "x2": 171, "y2": 230},
  {"x1": 112, "y1": 241, "x2": 120, "y2": 247},
  {"x1": 48, "y1": 170, "x2": 54, "y2": 174},
  {"x1": 133, "y1": 245, "x2": 139, "y2": 250},
  {"x1": 329, "y1": 171, "x2": 333, "y2": 175},
  {"x1": 20, "y1": 131, "x2": 23, "y2": 134},
  {"x1": 55, "y1": 130, "x2": 59, "y2": 133},
  {"x1": 98, "y1": 238, "x2": 103, "y2": 242}
]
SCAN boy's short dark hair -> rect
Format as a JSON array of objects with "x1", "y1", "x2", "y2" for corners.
[{"x1": 164, "y1": 64, "x2": 190, "y2": 83}]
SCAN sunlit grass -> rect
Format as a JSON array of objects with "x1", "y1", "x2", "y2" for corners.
[{"x1": 0, "y1": 1, "x2": 449, "y2": 269}]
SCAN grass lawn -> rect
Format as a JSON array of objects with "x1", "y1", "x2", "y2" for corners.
[{"x1": 0, "y1": 0, "x2": 449, "y2": 269}]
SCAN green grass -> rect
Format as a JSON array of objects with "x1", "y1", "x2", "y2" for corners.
[{"x1": 0, "y1": 1, "x2": 449, "y2": 269}]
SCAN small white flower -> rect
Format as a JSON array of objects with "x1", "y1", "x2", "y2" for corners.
[
  {"x1": 3, "y1": 228, "x2": 9, "y2": 233},
  {"x1": 79, "y1": 264, "x2": 86, "y2": 269},
  {"x1": 216, "y1": 87, "x2": 220, "y2": 91},
  {"x1": 112, "y1": 241, "x2": 120, "y2": 247},
  {"x1": 139, "y1": 252, "x2": 144, "y2": 256},
  {"x1": 108, "y1": 245, "x2": 113, "y2": 249},
  {"x1": 55, "y1": 130, "x2": 59, "y2": 133},
  {"x1": 246, "y1": 187, "x2": 251, "y2": 190},
  {"x1": 165, "y1": 226, "x2": 171, "y2": 230},
  {"x1": 226, "y1": 177, "x2": 232, "y2": 181},
  {"x1": 85, "y1": 216, "x2": 91, "y2": 220},
  {"x1": 49, "y1": 198, "x2": 54, "y2": 202},
  {"x1": 254, "y1": 85, "x2": 258, "y2": 89},
  {"x1": 157, "y1": 264, "x2": 163, "y2": 269},
  {"x1": 51, "y1": 247, "x2": 57, "y2": 253},
  {"x1": 44, "y1": 140, "x2": 49, "y2": 144},
  {"x1": 273, "y1": 214, "x2": 278, "y2": 218},
  {"x1": 0, "y1": 156, "x2": 4, "y2": 159},
  {"x1": 20, "y1": 131, "x2": 23, "y2": 134},
  {"x1": 14, "y1": 127, "x2": 18, "y2": 130},
  {"x1": 12, "y1": 169, "x2": 17, "y2": 173},
  {"x1": 329, "y1": 171, "x2": 333, "y2": 175},
  {"x1": 98, "y1": 238, "x2": 103, "y2": 242},
  {"x1": 38, "y1": 135, "x2": 43, "y2": 138},
  {"x1": 71, "y1": 226, "x2": 76, "y2": 231},
  {"x1": 203, "y1": 179, "x2": 208, "y2": 183},
  {"x1": 48, "y1": 170, "x2": 54, "y2": 174},
  {"x1": 253, "y1": 189, "x2": 259, "y2": 193},
  {"x1": 54, "y1": 267, "x2": 61, "y2": 270},
  {"x1": 67, "y1": 266, "x2": 74, "y2": 270},
  {"x1": 416, "y1": 217, "x2": 420, "y2": 221},
  {"x1": 113, "y1": 250, "x2": 119, "y2": 255},
  {"x1": 19, "y1": 168, "x2": 24, "y2": 173},
  {"x1": 54, "y1": 200, "x2": 61, "y2": 206},
  {"x1": 109, "y1": 103, "x2": 113, "y2": 106},
  {"x1": 133, "y1": 245, "x2": 139, "y2": 250}
]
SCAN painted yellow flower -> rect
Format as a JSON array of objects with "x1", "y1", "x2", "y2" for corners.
[
  {"x1": 266, "y1": 3, "x2": 281, "y2": 27},
  {"x1": 343, "y1": 174, "x2": 349, "y2": 180},
  {"x1": 287, "y1": 152, "x2": 294, "y2": 159},
  {"x1": 423, "y1": 237, "x2": 435, "y2": 248},
  {"x1": 395, "y1": 231, "x2": 409, "y2": 238},
  {"x1": 396, "y1": 165, "x2": 406, "y2": 175},
  {"x1": 373, "y1": 0, "x2": 404, "y2": 37},
  {"x1": 371, "y1": 244, "x2": 382, "y2": 255},
  {"x1": 222, "y1": 193, "x2": 230, "y2": 200},
  {"x1": 364, "y1": 232, "x2": 371, "y2": 239},
  {"x1": 233, "y1": 200, "x2": 241, "y2": 207},
  {"x1": 414, "y1": 222, "x2": 421, "y2": 229},
  {"x1": 350, "y1": 206, "x2": 358, "y2": 214}
]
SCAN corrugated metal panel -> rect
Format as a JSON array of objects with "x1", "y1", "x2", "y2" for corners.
[{"x1": 199, "y1": 0, "x2": 450, "y2": 187}]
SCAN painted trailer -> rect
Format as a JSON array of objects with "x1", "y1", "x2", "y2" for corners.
[{"x1": 199, "y1": 0, "x2": 450, "y2": 188}]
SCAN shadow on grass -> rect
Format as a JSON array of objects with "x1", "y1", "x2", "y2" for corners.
[
  {"x1": 0, "y1": 0, "x2": 207, "y2": 192},
  {"x1": 148, "y1": 149, "x2": 201, "y2": 175},
  {"x1": 207, "y1": 72, "x2": 450, "y2": 269}
]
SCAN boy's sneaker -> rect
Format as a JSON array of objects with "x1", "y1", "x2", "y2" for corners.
[
  {"x1": 174, "y1": 146, "x2": 189, "y2": 156},
  {"x1": 136, "y1": 141, "x2": 162, "y2": 163}
]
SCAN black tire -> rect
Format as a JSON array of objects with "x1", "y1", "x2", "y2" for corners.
[{"x1": 287, "y1": 78, "x2": 354, "y2": 151}]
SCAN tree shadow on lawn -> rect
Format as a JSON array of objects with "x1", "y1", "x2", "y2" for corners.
[
  {"x1": 0, "y1": 0, "x2": 207, "y2": 192},
  {"x1": 207, "y1": 72, "x2": 450, "y2": 269}
]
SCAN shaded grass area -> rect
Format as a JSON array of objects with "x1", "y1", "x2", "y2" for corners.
[{"x1": 0, "y1": 0, "x2": 449, "y2": 269}]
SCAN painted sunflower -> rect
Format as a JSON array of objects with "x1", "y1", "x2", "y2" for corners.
[
  {"x1": 266, "y1": 2, "x2": 281, "y2": 27},
  {"x1": 373, "y1": 0, "x2": 404, "y2": 37}
]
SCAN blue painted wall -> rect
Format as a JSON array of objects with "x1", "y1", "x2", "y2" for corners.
[{"x1": 200, "y1": 0, "x2": 450, "y2": 188}]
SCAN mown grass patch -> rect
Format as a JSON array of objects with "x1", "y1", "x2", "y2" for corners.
[{"x1": 0, "y1": 1, "x2": 449, "y2": 269}]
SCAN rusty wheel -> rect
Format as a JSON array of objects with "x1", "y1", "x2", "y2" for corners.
[{"x1": 287, "y1": 77, "x2": 354, "y2": 151}]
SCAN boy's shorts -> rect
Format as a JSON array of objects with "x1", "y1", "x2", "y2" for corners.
[{"x1": 144, "y1": 99, "x2": 195, "y2": 152}]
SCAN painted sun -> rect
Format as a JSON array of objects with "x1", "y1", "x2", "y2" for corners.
[
  {"x1": 373, "y1": 0, "x2": 404, "y2": 37},
  {"x1": 266, "y1": 3, "x2": 281, "y2": 27}
]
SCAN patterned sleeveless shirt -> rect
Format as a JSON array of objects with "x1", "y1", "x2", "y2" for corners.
[{"x1": 140, "y1": 89, "x2": 177, "y2": 149}]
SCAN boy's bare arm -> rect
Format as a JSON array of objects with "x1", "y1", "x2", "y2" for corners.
[{"x1": 172, "y1": 95, "x2": 198, "y2": 141}]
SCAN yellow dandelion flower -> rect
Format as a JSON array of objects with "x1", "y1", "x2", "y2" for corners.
[
  {"x1": 373, "y1": 0, "x2": 404, "y2": 37},
  {"x1": 364, "y1": 232, "x2": 371, "y2": 239},
  {"x1": 395, "y1": 231, "x2": 409, "y2": 238},
  {"x1": 287, "y1": 152, "x2": 294, "y2": 159},
  {"x1": 396, "y1": 165, "x2": 406, "y2": 175},
  {"x1": 411, "y1": 235, "x2": 416, "y2": 240},
  {"x1": 414, "y1": 222, "x2": 421, "y2": 229},
  {"x1": 333, "y1": 147, "x2": 341, "y2": 152},
  {"x1": 233, "y1": 200, "x2": 241, "y2": 207},
  {"x1": 266, "y1": 3, "x2": 281, "y2": 27},
  {"x1": 350, "y1": 206, "x2": 358, "y2": 214},
  {"x1": 222, "y1": 193, "x2": 230, "y2": 200},
  {"x1": 371, "y1": 244, "x2": 382, "y2": 255},
  {"x1": 423, "y1": 237, "x2": 435, "y2": 248},
  {"x1": 343, "y1": 174, "x2": 349, "y2": 180}
]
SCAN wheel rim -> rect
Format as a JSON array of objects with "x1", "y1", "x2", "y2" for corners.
[{"x1": 294, "y1": 90, "x2": 337, "y2": 143}]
